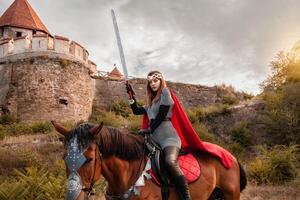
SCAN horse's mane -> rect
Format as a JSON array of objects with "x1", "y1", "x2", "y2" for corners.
[
  {"x1": 64, "y1": 123, "x2": 95, "y2": 151},
  {"x1": 64, "y1": 123, "x2": 145, "y2": 161},
  {"x1": 98, "y1": 126, "x2": 145, "y2": 160}
]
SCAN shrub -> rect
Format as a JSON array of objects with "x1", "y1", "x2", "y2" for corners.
[
  {"x1": 262, "y1": 84, "x2": 300, "y2": 145},
  {"x1": 260, "y1": 50, "x2": 300, "y2": 145},
  {"x1": 229, "y1": 121, "x2": 252, "y2": 147},
  {"x1": 248, "y1": 145, "x2": 298, "y2": 185},
  {"x1": 30, "y1": 121, "x2": 52, "y2": 134},
  {"x1": 90, "y1": 111, "x2": 126, "y2": 128},
  {"x1": 187, "y1": 109, "x2": 198, "y2": 124},
  {"x1": 0, "y1": 114, "x2": 18, "y2": 125},
  {"x1": 127, "y1": 114, "x2": 142, "y2": 133},
  {"x1": 0, "y1": 125, "x2": 8, "y2": 140},
  {"x1": 0, "y1": 161, "x2": 106, "y2": 200},
  {"x1": 136, "y1": 99, "x2": 145, "y2": 107},
  {"x1": 228, "y1": 142, "x2": 245, "y2": 160},
  {"x1": 222, "y1": 94, "x2": 239, "y2": 105},
  {"x1": 60, "y1": 58, "x2": 69, "y2": 68},
  {"x1": 110, "y1": 99, "x2": 132, "y2": 118},
  {"x1": 192, "y1": 122, "x2": 219, "y2": 143},
  {"x1": 0, "y1": 121, "x2": 53, "y2": 139},
  {"x1": 188, "y1": 104, "x2": 231, "y2": 122},
  {"x1": 6, "y1": 123, "x2": 33, "y2": 135},
  {"x1": 242, "y1": 92, "x2": 254, "y2": 100},
  {"x1": 0, "y1": 166, "x2": 66, "y2": 200}
]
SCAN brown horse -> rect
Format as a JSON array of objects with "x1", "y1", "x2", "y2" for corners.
[{"x1": 52, "y1": 121, "x2": 247, "y2": 200}]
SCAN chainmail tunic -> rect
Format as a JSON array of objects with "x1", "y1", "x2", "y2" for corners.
[{"x1": 145, "y1": 88, "x2": 181, "y2": 149}]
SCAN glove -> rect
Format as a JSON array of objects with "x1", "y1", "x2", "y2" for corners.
[{"x1": 125, "y1": 82, "x2": 135, "y2": 99}]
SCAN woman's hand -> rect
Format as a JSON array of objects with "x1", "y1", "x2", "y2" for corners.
[{"x1": 125, "y1": 82, "x2": 135, "y2": 99}]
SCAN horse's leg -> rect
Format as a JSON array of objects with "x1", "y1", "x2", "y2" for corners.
[
  {"x1": 217, "y1": 157, "x2": 241, "y2": 200},
  {"x1": 189, "y1": 152, "x2": 219, "y2": 200}
]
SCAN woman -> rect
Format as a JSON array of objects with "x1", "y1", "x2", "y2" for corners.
[{"x1": 126, "y1": 70, "x2": 191, "y2": 200}]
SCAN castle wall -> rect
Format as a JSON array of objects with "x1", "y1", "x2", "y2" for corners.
[
  {"x1": 32, "y1": 35, "x2": 48, "y2": 51},
  {"x1": 54, "y1": 36, "x2": 69, "y2": 54},
  {"x1": 0, "y1": 41, "x2": 8, "y2": 57},
  {"x1": 0, "y1": 34, "x2": 91, "y2": 65},
  {"x1": 14, "y1": 35, "x2": 31, "y2": 53},
  {"x1": 0, "y1": 56, "x2": 95, "y2": 122},
  {"x1": 93, "y1": 78, "x2": 247, "y2": 110},
  {"x1": 0, "y1": 63, "x2": 11, "y2": 109},
  {"x1": 70, "y1": 41, "x2": 89, "y2": 63}
]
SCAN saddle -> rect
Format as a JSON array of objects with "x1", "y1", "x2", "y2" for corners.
[{"x1": 145, "y1": 136, "x2": 200, "y2": 200}]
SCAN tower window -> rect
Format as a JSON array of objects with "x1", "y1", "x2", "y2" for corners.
[
  {"x1": 33, "y1": 30, "x2": 36, "y2": 35},
  {"x1": 16, "y1": 31, "x2": 22, "y2": 37}
]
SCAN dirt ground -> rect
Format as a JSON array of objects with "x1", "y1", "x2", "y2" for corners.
[{"x1": 241, "y1": 182, "x2": 300, "y2": 200}]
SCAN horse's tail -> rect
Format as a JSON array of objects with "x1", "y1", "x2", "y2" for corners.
[{"x1": 238, "y1": 162, "x2": 247, "y2": 192}]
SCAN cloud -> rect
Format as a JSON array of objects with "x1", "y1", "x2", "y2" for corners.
[{"x1": 1, "y1": 0, "x2": 300, "y2": 94}]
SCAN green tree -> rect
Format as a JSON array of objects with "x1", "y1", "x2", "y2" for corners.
[{"x1": 261, "y1": 49, "x2": 300, "y2": 145}]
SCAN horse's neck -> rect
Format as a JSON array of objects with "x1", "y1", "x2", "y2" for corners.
[{"x1": 102, "y1": 156, "x2": 146, "y2": 195}]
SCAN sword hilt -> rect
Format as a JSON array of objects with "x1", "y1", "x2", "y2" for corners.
[{"x1": 125, "y1": 80, "x2": 135, "y2": 99}]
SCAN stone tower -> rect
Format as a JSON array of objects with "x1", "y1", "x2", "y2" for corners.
[{"x1": 0, "y1": 0, "x2": 97, "y2": 122}]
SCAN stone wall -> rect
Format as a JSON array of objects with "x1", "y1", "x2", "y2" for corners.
[
  {"x1": 0, "y1": 51, "x2": 96, "y2": 75},
  {"x1": 0, "y1": 56, "x2": 95, "y2": 122},
  {"x1": 0, "y1": 63, "x2": 11, "y2": 109},
  {"x1": 93, "y1": 78, "x2": 247, "y2": 110}
]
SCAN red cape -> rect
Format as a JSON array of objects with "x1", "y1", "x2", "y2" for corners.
[{"x1": 142, "y1": 88, "x2": 233, "y2": 169}]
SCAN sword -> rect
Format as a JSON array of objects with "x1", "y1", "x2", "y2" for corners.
[
  {"x1": 111, "y1": 9, "x2": 135, "y2": 97},
  {"x1": 111, "y1": 9, "x2": 129, "y2": 80}
]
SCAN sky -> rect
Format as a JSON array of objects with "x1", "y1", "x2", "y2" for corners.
[{"x1": 1, "y1": 0, "x2": 300, "y2": 95}]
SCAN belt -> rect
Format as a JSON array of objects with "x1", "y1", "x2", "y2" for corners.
[{"x1": 163, "y1": 118, "x2": 171, "y2": 121}]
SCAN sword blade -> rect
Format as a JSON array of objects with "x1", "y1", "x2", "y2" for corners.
[{"x1": 111, "y1": 9, "x2": 129, "y2": 80}]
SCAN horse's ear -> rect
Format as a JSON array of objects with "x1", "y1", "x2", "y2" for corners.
[
  {"x1": 89, "y1": 122, "x2": 104, "y2": 136},
  {"x1": 51, "y1": 120, "x2": 70, "y2": 136}
]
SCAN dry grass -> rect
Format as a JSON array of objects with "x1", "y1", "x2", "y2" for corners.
[
  {"x1": 0, "y1": 132, "x2": 61, "y2": 148},
  {"x1": 0, "y1": 133, "x2": 64, "y2": 178},
  {"x1": 241, "y1": 182, "x2": 300, "y2": 200}
]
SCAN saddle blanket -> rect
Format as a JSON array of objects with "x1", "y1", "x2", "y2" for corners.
[{"x1": 149, "y1": 153, "x2": 200, "y2": 186}]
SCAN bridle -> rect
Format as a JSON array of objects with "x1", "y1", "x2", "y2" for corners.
[
  {"x1": 64, "y1": 131, "x2": 103, "y2": 200},
  {"x1": 81, "y1": 146, "x2": 102, "y2": 199}
]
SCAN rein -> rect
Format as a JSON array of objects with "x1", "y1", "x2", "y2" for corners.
[{"x1": 82, "y1": 147, "x2": 102, "y2": 198}]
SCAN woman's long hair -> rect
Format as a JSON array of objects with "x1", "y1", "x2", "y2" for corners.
[{"x1": 146, "y1": 70, "x2": 167, "y2": 107}]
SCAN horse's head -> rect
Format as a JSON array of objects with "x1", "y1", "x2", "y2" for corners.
[{"x1": 51, "y1": 121, "x2": 103, "y2": 200}]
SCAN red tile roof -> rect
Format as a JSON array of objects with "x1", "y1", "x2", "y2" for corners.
[
  {"x1": 108, "y1": 67, "x2": 123, "y2": 77},
  {"x1": 0, "y1": 0, "x2": 50, "y2": 34}
]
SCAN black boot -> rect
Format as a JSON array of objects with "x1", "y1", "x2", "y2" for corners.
[{"x1": 173, "y1": 175, "x2": 192, "y2": 200}]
